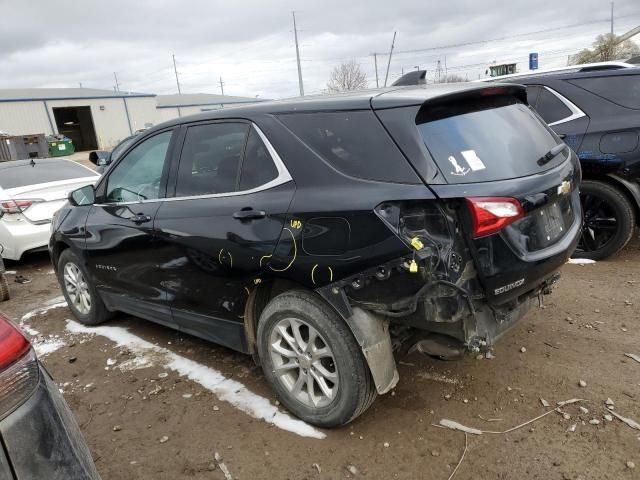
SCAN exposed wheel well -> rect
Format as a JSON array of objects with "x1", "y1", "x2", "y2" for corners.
[
  {"x1": 243, "y1": 278, "x2": 307, "y2": 354},
  {"x1": 582, "y1": 174, "x2": 640, "y2": 227},
  {"x1": 51, "y1": 241, "x2": 71, "y2": 272}
]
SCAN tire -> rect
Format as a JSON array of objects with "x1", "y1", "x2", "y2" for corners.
[
  {"x1": 57, "y1": 249, "x2": 112, "y2": 325},
  {"x1": 574, "y1": 180, "x2": 636, "y2": 261},
  {"x1": 257, "y1": 290, "x2": 377, "y2": 427},
  {"x1": 0, "y1": 274, "x2": 9, "y2": 302}
]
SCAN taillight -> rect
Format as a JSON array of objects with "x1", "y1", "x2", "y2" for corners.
[
  {"x1": 0, "y1": 199, "x2": 36, "y2": 215},
  {"x1": 466, "y1": 197, "x2": 524, "y2": 238},
  {"x1": 0, "y1": 313, "x2": 38, "y2": 418}
]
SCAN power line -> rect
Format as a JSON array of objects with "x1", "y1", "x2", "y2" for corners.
[{"x1": 373, "y1": 15, "x2": 638, "y2": 57}]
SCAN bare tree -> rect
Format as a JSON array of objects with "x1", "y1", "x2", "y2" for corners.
[
  {"x1": 440, "y1": 73, "x2": 466, "y2": 83},
  {"x1": 327, "y1": 60, "x2": 368, "y2": 92},
  {"x1": 571, "y1": 33, "x2": 640, "y2": 64}
]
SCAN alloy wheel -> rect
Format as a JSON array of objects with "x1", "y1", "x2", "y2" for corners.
[
  {"x1": 269, "y1": 317, "x2": 339, "y2": 408},
  {"x1": 577, "y1": 192, "x2": 618, "y2": 254},
  {"x1": 63, "y1": 262, "x2": 92, "y2": 315}
]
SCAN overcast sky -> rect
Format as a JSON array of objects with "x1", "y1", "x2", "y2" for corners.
[{"x1": 0, "y1": 0, "x2": 638, "y2": 99}]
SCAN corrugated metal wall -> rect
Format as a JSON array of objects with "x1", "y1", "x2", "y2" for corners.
[
  {"x1": 0, "y1": 101, "x2": 52, "y2": 136},
  {"x1": 0, "y1": 96, "x2": 160, "y2": 150}
]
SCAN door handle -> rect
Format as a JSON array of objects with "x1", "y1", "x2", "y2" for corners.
[
  {"x1": 557, "y1": 134, "x2": 567, "y2": 139},
  {"x1": 233, "y1": 209, "x2": 266, "y2": 220},
  {"x1": 131, "y1": 213, "x2": 152, "y2": 224}
]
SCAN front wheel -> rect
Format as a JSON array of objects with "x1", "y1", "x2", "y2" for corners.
[
  {"x1": 574, "y1": 180, "x2": 636, "y2": 260},
  {"x1": 257, "y1": 290, "x2": 376, "y2": 427},
  {"x1": 57, "y1": 250, "x2": 112, "y2": 325}
]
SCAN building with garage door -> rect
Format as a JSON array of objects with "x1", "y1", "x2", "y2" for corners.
[
  {"x1": 0, "y1": 88, "x2": 159, "y2": 150},
  {"x1": 156, "y1": 93, "x2": 267, "y2": 122}
]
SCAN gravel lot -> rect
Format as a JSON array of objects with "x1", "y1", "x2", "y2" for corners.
[{"x1": 2, "y1": 238, "x2": 640, "y2": 480}]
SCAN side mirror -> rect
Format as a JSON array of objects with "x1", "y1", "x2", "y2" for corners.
[
  {"x1": 89, "y1": 151, "x2": 110, "y2": 166},
  {"x1": 68, "y1": 185, "x2": 96, "y2": 207}
]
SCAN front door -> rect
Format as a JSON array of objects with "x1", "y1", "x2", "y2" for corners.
[
  {"x1": 154, "y1": 122, "x2": 295, "y2": 351},
  {"x1": 84, "y1": 129, "x2": 177, "y2": 327}
]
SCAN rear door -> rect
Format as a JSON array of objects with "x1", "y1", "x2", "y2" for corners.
[
  {"x1": 376, "y1": 89, "x2": 581, "y2": 304},
  {"x1": 154, "y1": 121, "x2": 295, "y2": 352},
  {"x1": 84, "y1": 129, "x2": 177, "y2": 326}
]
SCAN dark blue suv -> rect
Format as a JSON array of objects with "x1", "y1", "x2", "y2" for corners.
[{"x1": 496, "y1": 66, "x2": 640, "y2": 259}]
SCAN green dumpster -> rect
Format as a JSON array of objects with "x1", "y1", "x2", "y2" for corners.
[{"x1": 48, "y1": 138, "x2": 75, "y2": 157}]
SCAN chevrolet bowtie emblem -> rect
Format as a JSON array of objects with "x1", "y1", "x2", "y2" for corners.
[{"x1": 557, "y1": 180, "x2": 571, "y2": 195}]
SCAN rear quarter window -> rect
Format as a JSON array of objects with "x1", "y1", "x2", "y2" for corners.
[
  {"x1": 277, "y1": 110, "x2": 419, "y2": 183},
  {"x1": 0, "y1": 160, "x2": 96, "y2": 189},
  {"x1": 416, "y1": 95, "x2": 563, "y2": 184},
  {"x1": 569, "y1": 74, "x2": 640, "y2": 109}
]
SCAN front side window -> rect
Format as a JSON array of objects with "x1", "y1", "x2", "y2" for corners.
[
  {"x1": 175, "y1": 123, "x2": 249, "y2": 196},
  {"x1": 105, "y1": 131, "x2": 172, "y2": 203}
]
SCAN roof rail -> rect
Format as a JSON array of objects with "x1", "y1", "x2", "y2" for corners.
[{"x1": 476, "y1": 61, "x2": 635, "y2": 82}]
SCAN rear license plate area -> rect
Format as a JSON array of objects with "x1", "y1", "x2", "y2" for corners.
[{"x1": 535, "y1": 202, "x2": 565, "y2": 248}]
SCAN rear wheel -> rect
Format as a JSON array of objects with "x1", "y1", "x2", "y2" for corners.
[
  {"x1": 0, "y1": 274, "x2": 9, "y2": 302},
  {"x1": 257, "y1": 290, "x2": 376, "y2": 427},
  {"x1": 57, "y1": 250, "x2": 112, "y2": 325},
  {"x1": 574, "y1": 180, "x2": 636, "y2": 261}
]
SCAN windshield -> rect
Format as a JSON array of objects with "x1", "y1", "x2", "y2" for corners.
[
  {"x1": 0, "y1": 159, "x2": 97, "y2": 189},
  {"x1": 416, "y1": 96, "x2": 564, "y2": 184}
]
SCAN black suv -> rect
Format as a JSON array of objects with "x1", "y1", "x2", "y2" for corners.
[
  {"x1": 50, "y1": 84, "x2": 581, "y2": 427},
  {"x1": 495, "y1": 66, "x2": 640, "y2": 259}
]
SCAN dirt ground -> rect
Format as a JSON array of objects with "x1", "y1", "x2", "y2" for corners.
[{"x1": 2, "y1": 238, "x2": 640, "y2": 480}]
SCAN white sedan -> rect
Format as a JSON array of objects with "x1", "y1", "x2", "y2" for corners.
[{"x1": 0, "y1": 158, "x2": 98, "y2": 261}]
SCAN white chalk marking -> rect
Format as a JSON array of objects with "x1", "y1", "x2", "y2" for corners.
[{"x1": 65, "y1": 320, "x2": 325, "y2": 439}]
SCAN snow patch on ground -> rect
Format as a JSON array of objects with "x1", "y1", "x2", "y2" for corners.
[
  {"x1": 20, "y1": 300, "x2": 68, "y2": 323},
  {"x1": 65, "y1": 320, "x2": 326, "y2": 439},
  {"x1": 32, "y1": 337, "x2": 66, "y2": 357},
  {"x1": 18, "y1": 300, "x2": 69, "y2": 358},
  {"x1": 567, "y1": 258, "x2": 596, "y2": 265}
]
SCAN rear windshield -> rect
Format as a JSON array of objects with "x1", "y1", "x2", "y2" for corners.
[
  {"x1": 0, "y1": 159, "x2": 97, "y2": 189},
  {"x1": 569, "y1": 74, "x2": 640, "y2": 109},
  {"x1": 416, "y1": 96, "x2": 562, "y2": 184}
]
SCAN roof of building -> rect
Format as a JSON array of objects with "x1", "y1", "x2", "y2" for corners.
[
  {"x1": 156, "y1": 93, "x2": 267, "y2": 108},
  {"x1": 0, "y1": 88, "x2": 155, "y2": 103}
]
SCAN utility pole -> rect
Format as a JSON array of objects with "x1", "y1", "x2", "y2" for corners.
[
  {"x1": 113, "y1": 72, "x2": 120, "y2": 92},
  {"x1": 219, "y1": 77, "x2": 225, "y2": 96},
  {"x1": 373, "y1": 53, "x2": 379, "y2": 88},
  {"x1": 383, "y1": 31, "x2": 397, "y2": 87},
  {"x1": 172, "y1": 54, "x2": 182, "y2": 94},
  {"x1": 611, "y1": 2, "x2": 614, "y2": 35},
  {"x1": 292, "y1": 11, "x2": 304, "y2": 96}
]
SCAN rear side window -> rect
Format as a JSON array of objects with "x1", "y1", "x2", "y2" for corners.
[
  {"x1": 534, "y1": 88, "x2": 572, "y2": 124},
  {"x1": 175, "y1": 123, "x2": 249, "y2": 196},
  {"x1": 239, "y1": 127, "x2": 279, "y2": 191},
  {"x1": 416, "y1": 96, "x2": 562, "y2": 184},
  {"x1": 0, "y1": 160, "x2": 96, "y2": 189},
  {"x1": 278, "y1": 111, "x2": 417, "y2": 183},
  {"x1": 569, "y1": 75, "x2": 640, "y2": 109}
]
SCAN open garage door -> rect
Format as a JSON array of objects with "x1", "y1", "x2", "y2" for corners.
[{"x1": 52, "y1": 106, "x2": 98, "y2": 151}]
